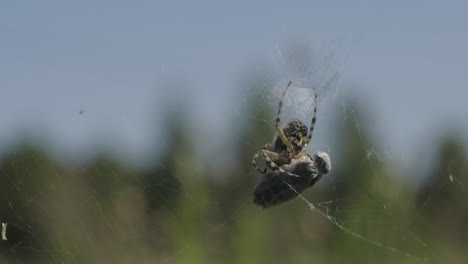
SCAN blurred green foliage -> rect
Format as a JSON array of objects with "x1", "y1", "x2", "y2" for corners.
[{"x1": 1, "y1": 85, "x2": 467, "y2": 263}]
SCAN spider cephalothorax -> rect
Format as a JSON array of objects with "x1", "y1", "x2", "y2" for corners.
[
  {"x1": 251, "y1": 81, "x2": 318, "y2": 177},
  {"x1": 274, "y1": 120, "x2": 308, "y2": 156}
]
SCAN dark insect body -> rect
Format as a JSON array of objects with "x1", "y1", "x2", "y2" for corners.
[{"x1": 253, "y1": 152, "x2": 331, "y2": 208}]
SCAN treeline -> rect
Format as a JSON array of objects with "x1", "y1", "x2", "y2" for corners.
[{"x1": 0, "y1": 91, "x2": 467, "y2": 263}]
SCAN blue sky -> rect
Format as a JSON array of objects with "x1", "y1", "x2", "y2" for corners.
[{"x1": 1, "y1": 1, "x2": 468, "y2": 170}]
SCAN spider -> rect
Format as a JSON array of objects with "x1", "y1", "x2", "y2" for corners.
[{"x1": 251, "y1": 81, "x2": 318, "y2": 178}]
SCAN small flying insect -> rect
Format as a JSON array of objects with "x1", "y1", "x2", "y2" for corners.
[{"x1": 251, "y1": 81, "x2": 331, "y2": 208}]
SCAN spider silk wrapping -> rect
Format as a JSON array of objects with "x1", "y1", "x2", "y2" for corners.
[{"x1": 253, "y1": 155, "x2": 323, "y2": 208}]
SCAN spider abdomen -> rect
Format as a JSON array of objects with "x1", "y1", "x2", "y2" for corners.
[{"x1": 273, "y1": 120, "x2": 308, "y2": 154}]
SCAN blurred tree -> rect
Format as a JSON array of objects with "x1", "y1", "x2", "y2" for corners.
[
  {"x1": 164, "y1": 113, "x2": 211, "y2": 264},
  {"x1": 327, "y1": 101, "x2": 416, "y2": 263},
  {"x1": 83, "y1": 156, "x2": 137, "y2": 210},
  {"x1": 138, "y1": 109, "x2": 187, "y2": 259},
  {"x1": 200, "y1": 75, "x2": 276, "y2": 262},
  {"x1": 141, "y1": 110, "x2": 184, "y2": 212},
  {"x1": 212, "y1": 75, "x2": 275, "y2": 214},
  {"x1": 0, "y1": 144, "x2": 62, "y2": 262},
  {"x1": 44, "y1": 156, "x2": 141, "y2": 264},
  {"x1": 136, "y1": 95, "x2": 212, "y2": 262},
  {"x1": 417, "y1": 136, "x2": 468, "y2": 248}
]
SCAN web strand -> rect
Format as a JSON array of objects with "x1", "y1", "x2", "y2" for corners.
[{"x1": 282, "y1": 181, "x2": 428, "y2": 262}]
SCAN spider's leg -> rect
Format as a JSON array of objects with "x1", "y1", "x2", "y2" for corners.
[
  {"x1": 252, "y1": 153, "x2": 266, "y2": 174},
  {"x1": 298, "y1": 94, "x2": 318, "y2": 157},
  {"x1": 262, "y1": 149, "x2": 281, "y2": 164},
  {"x1": 252, "y1": 144, "x2": 273, "y2": 174},
  {"x1": 260, "y1": 150, "x2": 301, "y2": 178},
  {"x1": 290, "y1": 137, "x2": 304, "y2": 159},
  {"x1": 276, "y1": 81, "x2": 295, "y2": 154},
  {"x1": 262, "y1": 150, "x2": 282, "y2": 174}
]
